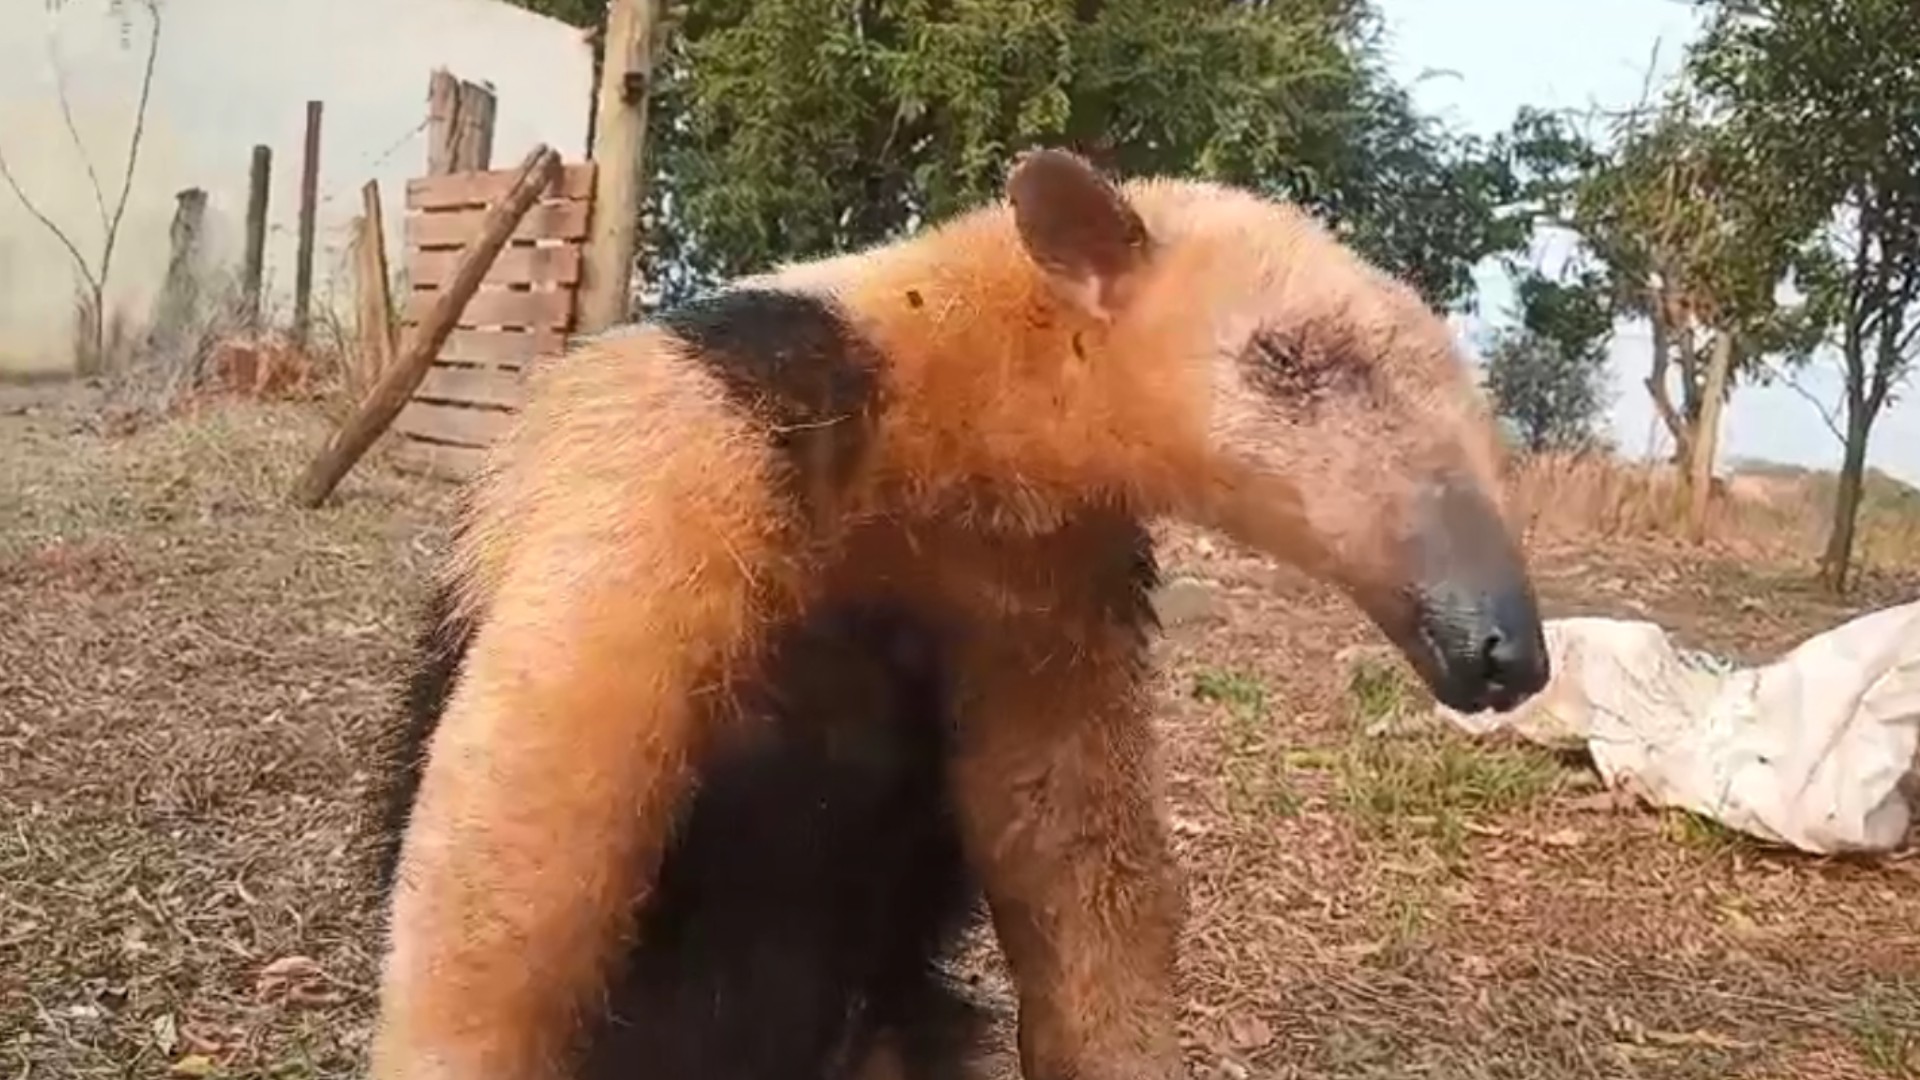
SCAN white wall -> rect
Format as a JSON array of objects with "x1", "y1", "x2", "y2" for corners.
[{"x1": 0, "y1": 0, "x2": 592, "y2": 375}]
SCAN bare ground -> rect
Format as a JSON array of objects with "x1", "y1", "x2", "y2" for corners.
[{"x1": 2, "y1": 392, "x2": 1916, "y2": 1080}]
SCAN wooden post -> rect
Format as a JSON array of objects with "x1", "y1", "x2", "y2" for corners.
[
  {"x1": 427, "y1": 70, "x2": 460, "y2": 176},
  {"x1": 144, "y1": 188, "x2": 208, "y2": 367},
  {"x1": 353, "y1": 179, "x2": 396, "y2": 391},
  {"x1": 577, "y1": 0, "x2": 660, "y2": 334},
  {"x1": 292, "y1": 100, "x2": 323, "y2": 347},
  {"x1": 242, "y1": 145, "x2": 271, "y2": 329},
  {"x1": 427, "y1": 71, "x2": 496, "y2": 175},
  {"x1": 290, "y1": 146, "x2": 560, "y2": 508},
  {"x1": 455, "y1": 80, "x2": 497, "y2": 172}
]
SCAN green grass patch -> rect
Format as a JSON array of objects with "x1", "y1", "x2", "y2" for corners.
[
  {"x1": 1191, "y1": 668, "x2": 1300, "y2": 820},
  {"x1": 1346, "y1": 652, "x2": 1417, "y2": 727},
  {"x1": 1657, "y1": 808, "x2": 1757, "y2": 856},
  {"x1": 1336, "y1": 652, "x2": 1567, "y2": 858},
  {"x1": 1845, "y1": 981, "x2": 1920, "y2": 1076}
]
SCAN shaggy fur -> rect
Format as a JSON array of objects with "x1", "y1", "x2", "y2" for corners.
[
  {"x1": 367, "y1": 148, "x2": 1545, "y2": 1080},
  {"x1": 376, "y1": 595, "x2": 993, "y2": 1080}
]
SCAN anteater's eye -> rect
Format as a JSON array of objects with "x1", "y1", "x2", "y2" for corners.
[
  {"x1": 1251, "y1": 331, "x2": 1300, "y2": 373},
  {"x1": 1238, "y1": 326, "x2": 1371, "y2": 412}
]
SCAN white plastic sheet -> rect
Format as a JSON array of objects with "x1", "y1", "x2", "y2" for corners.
[{"x1": 1434, "y1": 600, "x2": 1920, "y2": 854}]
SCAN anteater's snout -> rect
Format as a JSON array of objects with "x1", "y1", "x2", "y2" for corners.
[{"x1": 1414, "y1": 578, "x2": 1550, "y2": 714}]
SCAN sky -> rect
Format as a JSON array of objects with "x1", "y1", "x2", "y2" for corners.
[{"x1": 1373, "y1": 0, "x2": 1920, "y2": 486}]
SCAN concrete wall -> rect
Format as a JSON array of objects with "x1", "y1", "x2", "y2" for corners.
[{"x1": 0, "y1": 0, "x2": 591, "y2": 376}]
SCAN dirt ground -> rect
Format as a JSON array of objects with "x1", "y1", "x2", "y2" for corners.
[{"x1": 2, "y1": 389, "x2": 1916, "y2": 1080}]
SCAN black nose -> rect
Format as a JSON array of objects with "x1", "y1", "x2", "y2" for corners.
[
  {"x1": 1476, "y1": 611, "x2": 1550, "y2": 709},
  {"x1": 1413, "y1": 584, "x2": 1550, "y2": 714}
]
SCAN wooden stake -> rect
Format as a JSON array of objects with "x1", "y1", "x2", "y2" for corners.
[
  {"x1": 353, "y1": 179, "x2": 396, "y2": 389},
  {"x1": 427, "y1": 70, "x2": 497, "y2": 175},
  {"x1": 455, "y1": 79, "x2": 497, "y2": 172},
  {"x1": 241, "y1": 145, "x2": 271, "y2": 329},
  {"x1": 145, "y1": 188, "x2": 208, "y2": 366},
  {"x1": 292, "y1": 101, "x2": 322, "y2": 347},
  {"x1": 290, "y1": 146, "x2": 560, "y2": 508},
  {"x1": 427, "y1": 70, "x2": 459, "y2": 176},
  {"x1": 577, "y1": 0, "x2": 660, "y2": 334}
]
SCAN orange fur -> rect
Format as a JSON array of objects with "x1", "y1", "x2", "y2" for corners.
[
  {"x1": 375, "y1": 338, "x2": 817, "y2": 1079},
  {"x1": 373, "y1": 152, "x2": 1525, "y2": 1080}
]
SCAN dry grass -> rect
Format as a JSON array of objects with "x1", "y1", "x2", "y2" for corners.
[
  {"x1": 1506, "y1": 450, "x2": 1920, "y2": 579},
  {"x1": 2, "y1": 389, "x2": 1917, "y2": 1080},
  {"x1": 0, "y1": 389, "x2": 447, "y2": 1078}
]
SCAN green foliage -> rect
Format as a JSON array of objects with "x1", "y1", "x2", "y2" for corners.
[
  {"x1": 1484, "y1": 270, "x2": 1613, "y2": 453},
  {"x1": 1580, "y1": 94, "x2": 1791, "y2": 332},
  {"x1": 1306, "y1": 52, "x2": 1530, "y2": 310},
  {"x1": 1500, "y1": 79, "x2": 1814, "y2": 484},
  {"x1": 536, "y1": 0, "x2": 1528, "y2": 308},
  {"x1": 648, "y1": 0, "x2": 1349, "y2": 299},
  {"x1": 1337, "y1": 723, "x2": 1567, "y2": 865},
  {"x1": 1192, "y1": 669, "x2": 1300, "y2": 820},
  {"x1": 1689, "y1": 0, "x2": 1920, "y2": 588},
  {"x1": 1345, "y1": 652, "x2": 1413, "y2": 727},
  {"x1": 508, "y1": 0, "x2": 601, "y2": 27}
]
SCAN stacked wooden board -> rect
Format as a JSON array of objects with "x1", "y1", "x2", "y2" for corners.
[{"x1": 392, "y1": 162, "x2": 595, "y2": 481}]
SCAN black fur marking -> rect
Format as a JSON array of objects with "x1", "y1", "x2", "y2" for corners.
[
  {"x1": 591, "y1": 605, "x2": 982, "y2": 1080},
  {"x1": 1236, "y1": 321, "x2": 1376, "y2": 419},
  {"x1": 369, "y1": 581, "x2": 472, "y2": 896},
  {"x1": 1081, "y1": 511, "x2": 1161, "y2": 652},
  {"x1": 373, "y1": 589, "x2": 984, "y2": 1080},
  {"x1": 658, "y1": 289, "x2": 885, "y2": 522}
]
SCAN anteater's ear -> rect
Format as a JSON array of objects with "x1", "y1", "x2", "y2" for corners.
[{"x1": 1005, "y1": 149, "x2": 1151, "y2": 322}]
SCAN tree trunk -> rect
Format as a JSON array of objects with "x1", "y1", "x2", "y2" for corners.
[
  {"x1": 577, "y1": 0, "x2": 663, "y2": 335},
  {"x1": 1684, "y1": 331, "x2": 1734, "y2": 543},
  {"x1": 1821, "y1": 411, "x2": 1872, "y2": 594},
  {"x1": 1644, "y1": 292, "x2": 1692, "y2": 465}
]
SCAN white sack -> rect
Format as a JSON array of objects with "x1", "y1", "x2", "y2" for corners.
[{"x1": 1435, "y1": 600, "x2": 1920, "y2": 854}]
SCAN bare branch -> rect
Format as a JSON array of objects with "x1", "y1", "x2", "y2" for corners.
[
  {"x1": 47, "y1": 29, "x2": 111, "y2": 236},
  {"x1": 1772, "y1": 362, "x2": 1847, "y2": 444},
  {"x1": 97, "y1": 0, "x2": 162, "y2": 289},
  {"x1": 0, "y1": 144, "x2": 102, "y2": 295}
]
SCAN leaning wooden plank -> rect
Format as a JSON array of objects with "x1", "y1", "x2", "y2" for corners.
[
  {"x1": 290, "y1": 144, "x2": 561, "y2": 508},
  {"x1": 416, "y1": 365, "x2": 529, "y2": 410},
  {"x1": 408, "y1": 200, "x2": 590, "y2": 248},
  {"x1": 409, "y1": 244, "x2": 583, "y2": 289},
  {"x1": 430, "y1": 328, "x2": 569, "y2": 368},
  {"x1": 403, "y1": 286, "x2": 574, "y2": 330},
  {"x1": 390, "y1": 439, "x2": 492, "y2": 483},
  {"x1": 406, "y1": 164, "x2": 595, "y2": 210}
]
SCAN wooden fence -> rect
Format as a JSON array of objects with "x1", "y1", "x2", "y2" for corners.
[{"x1": 390, "y1": 161, "x2": 596, "y2": 480}]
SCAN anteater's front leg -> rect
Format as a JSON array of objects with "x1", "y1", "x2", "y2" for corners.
[
  {"x1": 947, "y1": 531, "x2": 1184, "y2": 1080},
  {"x1": 369, "y1": 346, "x2": 814, "y2": 1080}
]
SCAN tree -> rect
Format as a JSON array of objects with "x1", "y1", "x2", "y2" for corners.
[
  {"x1": 1483, "y1": 269, "x2": 1614, "y2": 453},
  {"x1": 1515, "y1": 84, "x2": 1811, "y2": 541},
  {"x1": 1690, "y1": 0, "x2": 1920, "y2": 591},
  {"x1": 641, "y1": 0, "x2": 1352, "y2": 302},
  {"x1": 557, "y1": 0, "x2": 1514, "y2": 313},
  {"x1": 1305, "y1": 47, "x2": 1531, "y2": 311},
  {"x1": 0, "y1": 0, "x2": 162, "y2": 374}
]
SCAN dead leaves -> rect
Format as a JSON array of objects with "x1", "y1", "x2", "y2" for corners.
[
  {"x1": 254, "y1": 955, "x2": 347, "y2": 1008},
  {"x1": 1462, "y1": 820, "x2": 1591, "y2": 848},
  {"x1": 1225, "y1": 1012, "x2": 1276, "y2": 1052},
  {"x1": 168, "y1": 1054, "x2": 218, "y2": 1077}
]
